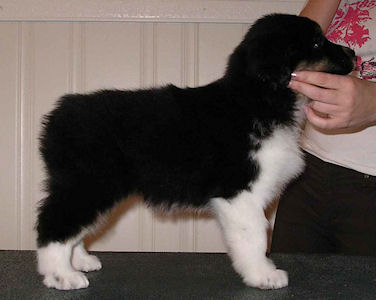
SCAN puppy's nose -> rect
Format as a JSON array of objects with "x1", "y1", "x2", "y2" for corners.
[{"x1": 343, "y1": 46, "x2": 355, "y2": 58}]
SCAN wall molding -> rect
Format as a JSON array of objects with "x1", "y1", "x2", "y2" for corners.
[{"x1": 0, "y1": 0, "x2": 305, "y2": 23}]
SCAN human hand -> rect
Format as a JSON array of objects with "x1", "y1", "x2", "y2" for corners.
[{"x1": 289, "y1": 71, "x2": 376, "y2": 130}]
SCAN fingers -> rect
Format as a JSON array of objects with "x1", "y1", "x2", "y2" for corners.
[
  {"x1": 288, "y1": 79, "x2": 337, "y2": 104},
  {"x1": 291, "y1": 71, "x2": 343, "y2": 89},
  {"x1": 309, "y1": 100, "x2": 338, "y2": 115},
  {"x1": 304, "y1": 106, "x2": 340, "y2": 129}
]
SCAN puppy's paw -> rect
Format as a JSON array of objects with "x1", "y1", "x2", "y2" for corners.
[
  {"x1": 43, "y1": 271, "x2": 89, "y2": 290},
  {"x1": 243, "y1": 269, "x2": 288, "y2": 290},
  {"x1": 72, "y1": 254, "x2": 102, "y2": 272}
]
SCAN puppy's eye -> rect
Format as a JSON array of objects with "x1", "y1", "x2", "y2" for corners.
[{"x1": 313, "y1": 43, "x2": 320, "y2": 49}]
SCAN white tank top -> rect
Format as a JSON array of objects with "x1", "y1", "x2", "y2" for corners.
[{"x1": 301, "y1": 0, "x2": 376, "y2": 175}]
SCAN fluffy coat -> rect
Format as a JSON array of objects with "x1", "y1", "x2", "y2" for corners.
[{"x1": 36, "y1": 14, "x2": 355, "y2": 290}]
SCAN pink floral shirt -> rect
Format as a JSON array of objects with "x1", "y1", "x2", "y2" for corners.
[{"x1": 327, "y1": 0, "x2": 376, "y2": 81}]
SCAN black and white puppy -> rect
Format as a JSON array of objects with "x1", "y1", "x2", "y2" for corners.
[{"x1": 36, "y1": 14, "x2": 355, "y2": 290}]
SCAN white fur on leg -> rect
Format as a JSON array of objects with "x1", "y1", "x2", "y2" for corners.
[
  {"x1": 37, "y1": 241, "x2": 89, "y2": 290},
  {"x1": 212, "y1": 192, "x2": 288, "y2": 290},
  {"x1": 72, "y1": 242, "x2": 102, "y2": 272}
]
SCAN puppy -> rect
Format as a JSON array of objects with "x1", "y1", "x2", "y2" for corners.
[{"x1": 36, "y1": 14, "x2": 355, "y2": 290}]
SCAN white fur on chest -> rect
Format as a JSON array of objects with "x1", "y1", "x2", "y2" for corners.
[{"x1": 250, "y1": 126, "x2": 304, "y2": 208}]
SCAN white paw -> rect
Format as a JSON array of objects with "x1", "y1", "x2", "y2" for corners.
[
  {"x1": 72, "y1": 254, "x2": 102, "y2": 272},
  {"x1": 43, "y1": 271, "x2": 89, "y2": 290},
  {"x1": 243, "y1": 269, "x2": 288, "y2": 290}
]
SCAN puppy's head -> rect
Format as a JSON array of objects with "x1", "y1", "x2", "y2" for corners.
[{"x1": 226, "y1": 14, "x2": 355, "y2": 89}]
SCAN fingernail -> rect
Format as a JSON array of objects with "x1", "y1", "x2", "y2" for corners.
[{"x1": 291, "y1": 72, "x2": 297, "y2": 78}]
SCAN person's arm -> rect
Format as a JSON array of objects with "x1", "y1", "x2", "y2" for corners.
[{"x1": 299, "y1": 0, "x2": 341, "y2": 33}]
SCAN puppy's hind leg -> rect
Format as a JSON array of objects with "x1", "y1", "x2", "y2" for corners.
[
  {"x1": 36, "y1": 186, "x2": 112, "y2": 290},
  {"x1": 211, "y1": 191, "x2": 288, "y2": 290}
]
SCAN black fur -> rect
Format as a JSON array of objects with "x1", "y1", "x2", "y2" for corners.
[{"x1": 36, "y1": 14, "x2": 354, "y2": 247}]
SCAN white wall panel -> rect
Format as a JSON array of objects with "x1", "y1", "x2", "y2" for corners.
[
  {"x1": 84, "y1": 23, "x2": 142, "y2": 91},
  {"x1": 0, "y1": 23, "x2": 20, "y2": 249},
  {"x1": 197, "y1": 23, "x2": 245, "y2": 85},
  {"x1": 0, "y1": 1, "x2": 304, "y2": 251},
  {"x1": 19, "y1": 23, "x2": 74, "y2": 249}
]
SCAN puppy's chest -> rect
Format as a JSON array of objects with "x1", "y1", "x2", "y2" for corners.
[{"x1": 249, "y1": 126, "x2": 304, "y2": 199}]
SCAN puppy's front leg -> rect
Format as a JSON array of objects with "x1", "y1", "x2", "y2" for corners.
[{"x1": 211, "y1": 191, "x2": 288, "y2": 289}]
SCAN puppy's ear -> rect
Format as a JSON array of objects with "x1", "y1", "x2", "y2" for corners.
[{"x1": 246, "y1": 41, "x2": 292, "y2": 89}]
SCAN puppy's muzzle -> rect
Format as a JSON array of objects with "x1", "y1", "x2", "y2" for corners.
[{"x1": 341, "y1": 45, "x2": 356, "y2": 70}]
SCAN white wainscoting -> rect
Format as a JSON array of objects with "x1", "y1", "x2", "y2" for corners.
[{"x1": 0, "y1": 0, "x2": 305, "y2": 251}]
